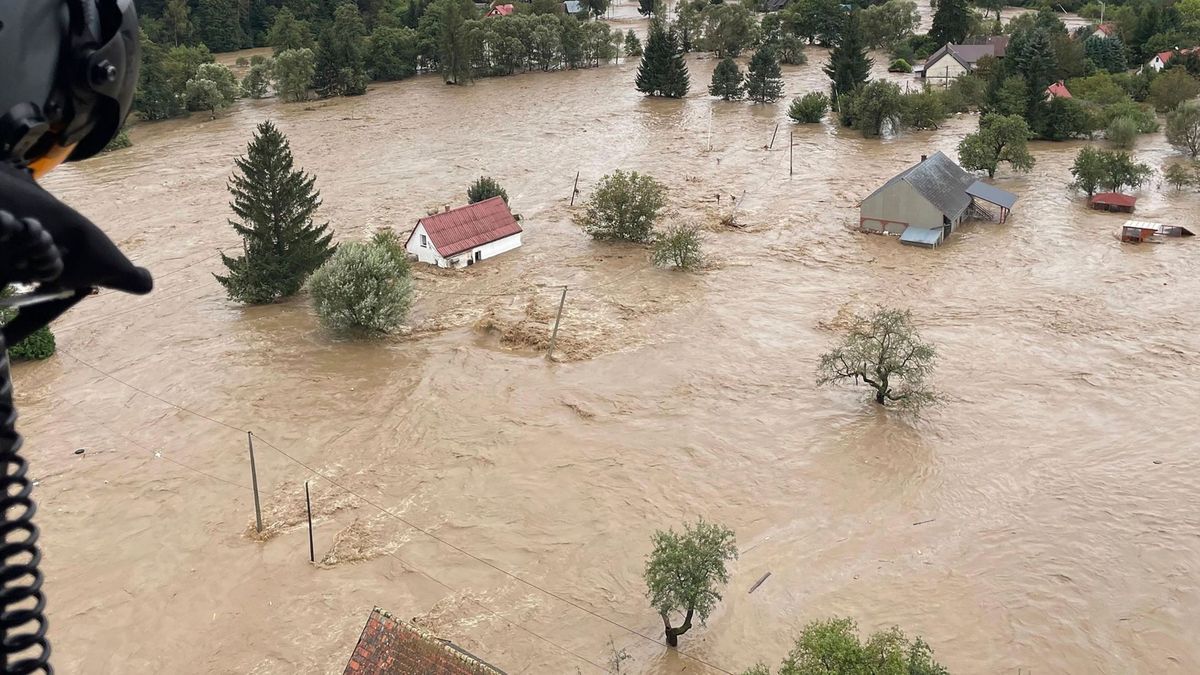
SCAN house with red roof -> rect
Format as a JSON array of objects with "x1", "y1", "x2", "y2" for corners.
[
  {"x1": 485, "y1": 4, "x2": 514, "y2": 17},
  {"x1": 405, "y1": 196, "x2": 523, "y2": 268},
  {"x1": 1147, "y1": 50, "x2": 1176, "y2": 71},
  {"x1": 344, "y1": 608, "x2": 505, "y2": 674},
  {"x1": 1091, "y1": 23, "x2": 1116, "y2": 39},
  {"x1": 1045, "y1": 80, "x2": 1072, "y2": 100}
]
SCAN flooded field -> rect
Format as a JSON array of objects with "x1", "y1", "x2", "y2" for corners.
[{"x1": 19, "y1": 9, "x2": 1200, "y2": 674}]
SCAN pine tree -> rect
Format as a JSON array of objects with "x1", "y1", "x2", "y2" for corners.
[
  {"x1": 708, "y1": 57, "x2": 744, "y2": 100},
  {"x1": 267, "y1": 7, "x2": 315, "y2": 56},
  {"x1": 314, "y1": 2, "x2": 369, "y2": 97},
  {"x1": 824, "y1": 11, "x2": 871, "y2": 102},
  {"x1": 636, "y1": 23, "x2": 689, "y2": 98},
  {"x1": 215, "y1": 121, "x2": 335, "y2": 304},
  {"x1": 929, "y1": 0, "x2": 971, "y2": 46},
  {"x1": 162, "y1": 0, "x2": 194, "y2": 46},
  {"x1": 745, "y1": 46, "x2": 784, "y2": 103},
  {"x1": 195, "y1": 0, "x2": 246, "y2": 52},
  {"x1": 624, "y1": 29, "x2": 642, "y2": 56}
]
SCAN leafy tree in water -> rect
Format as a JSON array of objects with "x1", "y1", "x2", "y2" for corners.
[
  {"x1": 267, "y1": 7, "x2": 315, "y2": 56},
  {"x1": 309, "y1": 232, "x2": 413, "y2": 336},
  {"x1": 787, "y1": 0, "x2": 846, "y2": 46},
  {"x1": 958, "y1": 113, "x2": 1035, "y2": 178},
  {"x1": 1166, "y1": 101, "x2": 1200, "y2": 158},
  {"x1": 709, "y1": 57, "x2": 745, "y2": 100},
  {"x1": 817, "y1": 307, "x2": 938, "y2": 409},
  {"x1": 1163, "y1": 163, "x2": 1196, "y2": 190},
  {"x1": 743, "y1": 617, "x2": 949, "y2": 675},
  {"x1": 788, "y1": 91, "x2": 828, "y2": 123},
  {"x1": 216, "y1": 121, "x2": 335, "y2": 304},
  {"x1": 929, "y1": 0, "x2": 971, "y2": 46},
  {"x1": 700, "y1": 3, "x2": 759, "y2": 57},
  {"x1": 1106, "y1": 116, "x2": 1139, "y2": 150},
  {"x1": 0, "y1": 288, "x2": 56, "y2": 361},
  {"x1": 746, "y1": 46, "x2": 784, "y2": 103},
  {"x1": 1033, "y1": 96, "x2": 1093, "y2": 140},
  {"x1": 850, "y1": 79, "x2": 904, "y2": 136},
  {"x1": 1069, "y1": 145, "x2": 1107, "y2": 197},
  {"x1": 574, "y1": 170, "x2": 667, "y2": 242},
  {"x1": 162, "y1": 0, "x2": 194, "y2": 46},
  {"x1": 314, "y1": 2, "x2": 369, "y2": 96},
  {"x1": 185, "y1": 63, "x2": 239, "y2": 117},
  {"x1": 1149, "y1": 68, "x2": 1200, "y2": 112},
  {"x1": 426, "y1": 0, "x2": 476, "y2": 84},
  {"x1": 101, "y1": 127, "x2": 132, "y2": 153},
  {"x1": 652, "y1": 223, "x2": 704, "y2": 270},
  {"x1": 644, "y1": 519, "x2": 736, "y2": 648},
  {"x1": 624, "y1": 29, "x2": 642, "y2": 56},
  {"x1": 467, "y1": 176, "x2": 509, "y2": 203},
  {"x1": 902, "y1": 86, "x2": 949, "y2": 129},
  {"x1": 1101, "y1": 151, "x2": 1152, "y2": 192},
  {"x1": 943, "y1": 74, "x2": 986, "y2": 112},
  {"x1": 195, "y1": 0, "x2": 246, "y2": 52},
  {"x1": 135, "y1": 32, "x2": 185, "y2": 120},
  {"x1": 824, "y1": 10, "x2": 871, "y2": 103},
  {"x1": 860, "y1": 0, "x2": 920, "y2": 49},
  {"x1": 1010, "y1": 27, "x2": 1057, "y2": 107},
  {"x1": 241, "y1": 59, "x2": 273, "y2": 98},
  {"x1": 368, "y1": 26, "x2": 420, "y2": 80},
  {"x1": 776, "y1": 34, "x2": 807, "y2": 65},
  {"x1": 274, "y1": 48, "x2": 317, "y2": 102},
  {"x1": 636, "y1": 24, "x2": 690, "y2": 98}
]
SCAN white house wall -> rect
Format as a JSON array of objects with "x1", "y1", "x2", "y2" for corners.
[
  {"x1": 443, "y1": 233, "x2": 523, "y2": 268},
  {"x1": 924, "y1": 54, "x2": 968, "y2": 84},
  {"x1": 405, "y1": 223, "x2": 448, "y2": 266}
]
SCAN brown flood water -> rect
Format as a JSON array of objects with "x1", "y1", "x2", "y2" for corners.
[{"x1": 19, "y1": 10, "x2": 1200, "y2": 674}]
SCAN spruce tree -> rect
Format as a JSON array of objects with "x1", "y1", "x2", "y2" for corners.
[
  {"x1": 929, "y1": 0, "x2": 971, "y2": 46},
  {"x1": 314, "y1": 2, "x2": 369, "y2": 97},
  {"x1": 636, "y1": 23, "x2": 689, "y2": 98},
  {"x1": 267, "y1": 7, "x2": 315, "y2": 56},
  {"x1": 824, "y1": 11, "x2": 871, "y2": 103},
  {"x1": 195, "y1": 0, "x2": 245, "y2": 52},
  {"x1": 745, "y1": 47, "x2": 784, "y2": 103},
  {"x1": 215, "y1": 121, "x2": 335, "y2": 304},
  {"x1": 709, "y1": 57, "x2": 744, "y2": 100}
]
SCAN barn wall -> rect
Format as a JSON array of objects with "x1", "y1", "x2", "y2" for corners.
[
  {"x1": 924, "y1": 54, "x2": 969, "y2": 85},
  {"x1": 860, "y1": 180, "x2": 943, "y2": 234}
]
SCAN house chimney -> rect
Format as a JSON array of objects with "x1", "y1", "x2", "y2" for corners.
[
  {"x1": 920, "y1": 154, "x2": 928, "y2": 162},
  {"x1": 443, "y1": 204, "x2": 450, "y2": 213}
]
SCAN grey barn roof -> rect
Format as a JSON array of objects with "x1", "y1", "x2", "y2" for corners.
[
  {"x1": 867, "y1": 151, "x2": 977, "y2": 221},
  {"x1": 966, "y1": 180, "x2": 1018, "y2": 209}
]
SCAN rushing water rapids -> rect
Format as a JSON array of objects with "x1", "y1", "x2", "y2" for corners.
[{"x1": 16, "y1": 7, "x2": 1200, "y2": 673}]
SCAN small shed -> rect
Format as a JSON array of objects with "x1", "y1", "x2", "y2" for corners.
[
  {"x1": 1120, "y1": 220, "x2": 1195, "y2": 243},
  {"x1": 1090, "y1": 192, "x2": 1137, "y2": 213},
  {"x1": 900, "y1": 227, "x2": 944, "y2": 248},
  {"x1": 344, "y1": 608, "x2": 506, "y2": 675},
  {"x1": 405, "y1": 196, "x2": 523, "y2": 268}
]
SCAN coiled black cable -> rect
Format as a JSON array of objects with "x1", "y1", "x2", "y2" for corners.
[{"x1": 0, "y1": 209, "x2": 62, "y2": 675}]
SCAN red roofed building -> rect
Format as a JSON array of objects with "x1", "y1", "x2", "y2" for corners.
[
  {"x1": 485, "y1": 4, "x2": 514, "y2": 16},
  {"x1": 1045, "y1": 80, "x2": 1072, "y2": 100},
  {"x1": 1091, "y1": 23, "x2": 1116, "y2": 39},
  {"x1": 405, "y1": 196, "x2": 523, "y2": 268},
  {"x1": 1089, "y1": 192, "x2": 1137, "y2": 213},
  {"x1": 1148, "y1": 50, "x2": 1175, "y2": 71},
  {"x1": 344, "y1": 608, "x2": 506, "y2": 675}
]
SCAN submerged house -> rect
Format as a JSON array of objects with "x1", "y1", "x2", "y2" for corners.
[
  {"x1": 1090, "y1": 192, "x2": 1136, "y2": 213},
  {"x1": 859, "y1": 151, "x2": 1018, "y2": 248},
  {"x1": 405, "y1": 196, "x2": 523, "y2": 268},
  {"x1": 919, "y1": 38, "x2": 1007, "y2": 83},
  {"x1": 1120, "y1": 220, "x2": 1195, "y2": 243},
  {"x1": 344, "y1": 608, "x2": 505, "y2": 675}
]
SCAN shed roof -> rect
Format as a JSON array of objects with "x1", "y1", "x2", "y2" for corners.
[
  {"x1": 411, "y1": 196, "x2": 522, "y2": 258},
  {"x1": 900, "y1": 227, "x2": 943, "y2": 247},
  {"x1": 868, "y1": 151, "x2": 976, "y2": 221},
  {"x1": 344, "y1": 608, "x2": 506, "y2": 675},
  {"x1": 966, "y1": 180, "x2": 1018, "y2": 209},
  {"x1": 1092, "y1": 192, "x2": 1137, "y2": 207},
  {"x1": 1122, "y1": 219, "x2": 1163, "y2": 231}
]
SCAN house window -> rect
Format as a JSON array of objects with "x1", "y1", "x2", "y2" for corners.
[{"x1": 420, "y1": 234, "x2": 428, "y2": 248}]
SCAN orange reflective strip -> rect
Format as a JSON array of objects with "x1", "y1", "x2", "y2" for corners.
[{"x1": 28, "y1": 143, "x2": 76, "y2": 179}]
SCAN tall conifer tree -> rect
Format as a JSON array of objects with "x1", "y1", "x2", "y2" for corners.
[
  {"x1": 745, "y1": 46, "x2": 784, "y2": 103},
  {"x1": 314, "y1": 2, "x2": 369, "y2": 97},
  {"x1": 929, "y1": 0, "x2": 971, "y2": 46},
  {"x1": 636, "y1": 23, "x2": 690, "y2": 98},
  {"x1": 824, "y1": 11, "x2": 871, "y2": 102}
]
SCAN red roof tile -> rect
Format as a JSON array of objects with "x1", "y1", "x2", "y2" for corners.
[
  {"x1": 1158, "y1": 51, "x2": 1175, "y2": 63},
  {"x1": 344, "y1": 608, "x2": 506, "y2": 675},
  {"x1": 411, "y1": 197, "x2": 522, "y2": 258},
  {"x1": 1091, "y1": 192, "x2": 1137, "y2": 207},
  {"x1": 1094, "y1": 23, "x2": 1116, "y2": 36},
  {"x1": 1046, "y1": 80, "x2": 1072, "y2": 98},
  {"x1": 486, "y1": 4, "x2": 514, "y2": 15}
]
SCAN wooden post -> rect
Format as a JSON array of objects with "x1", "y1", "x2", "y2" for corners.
[
  {"x1": 304, "y1": 480, "x2": 315, "y2": 563},
  {"x1": 789, "y1": 130, "x2": 794, "y2": 176},
  {"x1": 247, "y1": 431, "x2": 262, "y2": 533},
  {"x1": 569, "y1": 171, "x2": 580, "y2": 206},
  {"x1": 546, "y1": 286, "x2": 568, "y2": 360},
  {"x1": 768, "y1": 122, "x2": 779, "y2": 150}
]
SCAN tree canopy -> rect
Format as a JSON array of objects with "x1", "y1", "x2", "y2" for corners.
[
  {"x1": 816, "y1": 307, "x2": 938, "y2": 409},
  {"x1": 574, "y1": 170, "x2": 668, "y2": 242},
  {"x1": 636, "y1": 23, "x2": 690, "y2": 98},
  {"x1": 958, "y1": 113, "x2": 1035, "y2": 178},
  {"x1": 644, "y1": 519, "x2": 737, "y2": 647}
]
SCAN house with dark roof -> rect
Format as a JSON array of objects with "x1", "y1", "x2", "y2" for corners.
[
  {"x1": 344, "y1": 608, "x2": 506, "y2": 675},
  {"x1": 919, "y1": 38, "x2": 1006, "y2": 83},
  {"x1": 404, "y1": 196, "x2": 523, "y2": 268},
  {"x1": 859, "y1": 152, "x2": 1018, "y2": 248}
]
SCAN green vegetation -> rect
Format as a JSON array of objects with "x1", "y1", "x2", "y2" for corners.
[
  {"x1": 652, "y1": 224, "x2": 705, "y2": 270},
  {"x1": 697, "y1": 3, "x2": 759, "y2": 57},
  {"x1": 216, "y1": 121, "x2": 334, "y2": 304},
  {"x1": 101, "y1": 127, "x2": 133, "y2": 153},
  {"x1": 958, "y1": 113, "x2": 1035, "y2": 178},
  {"x1": 929, "y1": 0, "x2": 971, "y2": 46},
  {"x1": 788, "y1": 91, "x2": 829, "y2": 123},
  {"x1": 185, "y1": 62, "x2": 239, "y2": 117},
  {"x1": 1070, "y1": 146, "x2": 1153, "y2": 197},
  {"x1": 0, "y1": 289, "x2": 57, "y2": 361},
  {"x1": 1150, "y1": 68, "x2": 1200, "y2": 112},
  {"x1": 1166, "y1": 101, "x2": 1200, "y2": 158},
  {"x1": 860, "y1": 0, "x2": 921, "y2": 50},
  {"x1": 849, "y1": 80, "x2": 904, "y2": 138},
  {"x1": 709, "y1": 57, "x2": 745, "y2": 101},
  {"x1": 888, "y1": 58, "x2": 912, "y2": 73},
  {"x1": 309, "y1": 231, "x2": 413, "y2": 337},
  {"x1": 367, "y1": 26, "x2": 419, "y2": 81},
  {"x1": 636, "y1": 24, "x2": 690, "y2": 98},
  {"x1": 467, "y1": 176, "x2": 509, "y2": 204},
  {"x1": 240, "y1": 59, "x2": 273, "y2": 98},
  {"x1": 742, "y1": 617, "x2": 949, "y2": 675},
  {"x1": 745, "y1": 46, "x2": 784, "y2": 103},
  {"x1": 817, "y1": 308, "x2": 938, "y2": 409},
  {"x1": 315, "y1": 2, "x2": 369, "y2": 96},
  {"x1": 574, "y1": 170, "x2": 667, "y2": 243},
  {"x1": 644, "y1": 519, "x2": 737, "y2": 647},
  {"x1": 624, "y1": 30, "x2": 643, "y2": 56},
  {"x1": 824, "y1": 11, "x2": 872, "y2": 103},
  {"x1": 1164, "y1": 162, "x2": 1198, "y2": 190},
  {"x1": 1106, "y1": 116, "x2": 1139, "y2": 150},
  {"x1": 273, "y1": 48, "x2": 316, "y2": 103},
  {"x1": 902, "y1": 86, "x2": 949, "y2": 130},
  {"x1": 267, "y1": 8, "x2": 315, "y2": 56}
]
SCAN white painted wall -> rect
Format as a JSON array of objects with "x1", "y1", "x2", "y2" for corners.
[
  {"x1": 923, "y1": 53, "x2": 968, "y2": 85},
  {"x1": 405, "y1": 223, "x2": 523, "y2": 269}
]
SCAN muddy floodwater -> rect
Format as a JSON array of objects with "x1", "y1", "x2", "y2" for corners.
[{"x1": 19, "y1": 8, "x2": 1200, "y2": 674}]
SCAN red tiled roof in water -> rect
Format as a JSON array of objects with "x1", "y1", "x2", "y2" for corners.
[
  {"x1": 344, "y1": 608, "x2": 505, "y2": 675},
  {"x1": 410, "y1": 196, "x2": 522, "y2": 258}
]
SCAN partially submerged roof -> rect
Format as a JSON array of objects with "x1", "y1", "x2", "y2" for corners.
[
  {"x1": 1122, "y1": 219, "x2": 1163, "y2": 231},
  {"x1": 344, "y1": 608, "x2": 506, "y2": 675},
  {"x1": 1092, "y1": 192, "x2": 1137, "y2": 207},
  {"x1": 966, "y1": 180, "x2": 1018, "y2": 210},
  {"x1": 900, "y1": 227, "x2": 943, "y2": 247},
  {"x1": 412, "y1": 196, "x2": 522, "y2": 258},
  {"x1": 867, "y1": 151, "x2": 976, "y2": 221}
]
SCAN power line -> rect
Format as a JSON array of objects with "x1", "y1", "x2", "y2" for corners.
[{"x1": 58, "y1": 350, "x2": 737, "y2": 675}]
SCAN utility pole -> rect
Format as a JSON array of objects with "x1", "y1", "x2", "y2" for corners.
[
  {"x1": 789, "y1": 130, "x2": 794, "y2": 176},
  {"x1": 247, "y1": 431, "x2": 262, "y2": 533},
  {"x1": 304, "y1": 480, "x2": 314, "y2": 563},
  {"x1": 546, "y1": 286, "x2": 568, "y2": 360}
]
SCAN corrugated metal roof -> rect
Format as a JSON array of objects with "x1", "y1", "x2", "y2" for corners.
[
  {"x1": 1123, "y1": 219, "x2": 1164, "y2": 231},
  {"x1": 867, "y1": 151, "x2": 976, "y2": 221},
  {"x1": 1091, "y1": 192, "x2": 1137, "y2": 207},
  {"x1": 414, "y1": 196, "x2": 522, "y2": 258},
  {"x1": 900, "y1": 227, "x2": 943, "y2": 247},
  {"x1": 966, "y1": 180, "x2": 1018, "y2": 209}
]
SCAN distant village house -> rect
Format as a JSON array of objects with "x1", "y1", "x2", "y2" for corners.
[
  {"x1": 1091, "y1": 23, "x2": 1117, "y2": 39},
  {"x1": 1146, "y1": 48, "x2": 1196, "y2": 71},
  {"x1": 405, "y1": 196, "x2": 523, "y2": 268},
  {"x1": 1045, "y1": 80, "x2": 1072, "y2": 100},
  {"x1": 485, "y1": 3, "x2": 514, "y2": 16},
  {"x1": 859, "y1": 152, "x2": 1018, "y2": 249},
  {"x1": 919, "y1": 37, "x2": 1008, "y2": 84}
]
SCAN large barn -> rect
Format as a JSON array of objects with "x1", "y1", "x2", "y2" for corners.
[
  {"x1": 859, "y1": 152, "x2": 1017, "y2": 248},
  {"x1": 405, "y1": 196, "x2": 523, "y2": 268}
]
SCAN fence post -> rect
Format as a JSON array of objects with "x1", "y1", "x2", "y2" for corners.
[
  {"x1": 789, "y1": 129, "x2": 794, "y2": 176},
  {"x1": 769, "y1": 122, "x2": 779, "y2": 150},
  {"x1": 546, "y1": 286, "x2": 568, "y2": 361},
  {"x1": 305, "y1": 480, "x2": 315, "y2": 563},
  {"x1": 569, "y1": 172, "x2": 580, "y2": 207},
  {"x1": 247, "y1": 432, "x2": 262, "y2": 533}
]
